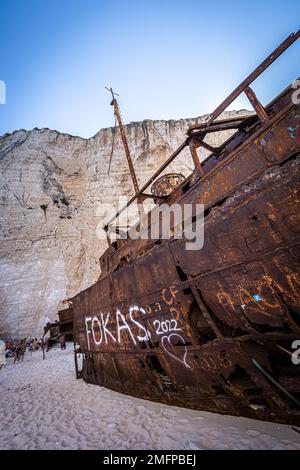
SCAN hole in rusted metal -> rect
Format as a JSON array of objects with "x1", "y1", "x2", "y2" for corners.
[
  {"x1": 182, "y1": 181, "x2": 191, "y2": 194},
  {"x1": 183, "y1": 287, "x2": 192, "y2": 295},
  {"x1": 229, "y1": 365, "x2": 257, "y2": 389},
  {"x1": 277, "y1": 291, "x2": 300, "y2": 328},
  {"x1": 176, "y1": 264, "x2": 188, "y2": 282},
  {"x1": 252, "y1": 322, "x2": 292, "y2": 334},
  {"x1": 189, "y1": 300, "x2": 217, "y2": 344},
  {"x1": 138, "y1": 359, "x2": 146, "y2": 368},
  {"x1": 146, "y1": 355, "x2": 174, "y2": 390},
  {"x1": 196, "y1": 287, "x2": 235, "y2": 337}
]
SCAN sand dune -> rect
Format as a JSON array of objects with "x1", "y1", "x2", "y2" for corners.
[{"x1": 0, "y1": 344, "x2": 299, "y2": 450}]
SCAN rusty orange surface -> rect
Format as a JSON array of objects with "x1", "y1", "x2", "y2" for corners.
[{"x1": 72, "y1": 81, "x2": 300, "y2": 425}]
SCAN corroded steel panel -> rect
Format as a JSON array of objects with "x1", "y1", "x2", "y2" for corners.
[{"x1": 72, "y1": 79, "x2": 300, "y2": 424}]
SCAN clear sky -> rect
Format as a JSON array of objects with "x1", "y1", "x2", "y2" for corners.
[{"x1": 0, "y1": 0, "x2": 299, "y2": 138}]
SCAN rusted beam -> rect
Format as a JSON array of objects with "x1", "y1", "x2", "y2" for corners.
[
  {"x1": 188, "y1": 118, "x2": 254, "y2": 138},
  {"x1": 104, "y1": 225, "x2": 112, "y2": 247},
  {"x1": 188, "y1": 115, "x2": 252, "y2": 134},
  {"x1": 252, "y1": 358, "x2": 300, "y2": 408},
  {"x1": 74, "y1": 347, "x2": 80, "y2": 379},
  {"x1": 197, "y1": 138, "x2": 222, "y2": 156},
  {"x1": 109, "y1": 226, "x2": 128, "y2": 236},
  {"x1": 193, "y1": 30, "x2": 300, "y2": 129},
  {"x1": 105, "y1": 140, "x2": 188, "y2": 228},
  {"x1": 189, "y1": 141, "x2": 205, "y2": 177},
  {"x1": 191, "y1": 285, "x2": 222, "y2": 337},
  {"x1": 104, "y1": 31, "x2": 300, "y2": 233},
  {"x1": 244, "y1": 86, "x2": 269, "y2": 122},
  {"x1": 140, "y1": 193, "x2": 167, "y2": 201}
]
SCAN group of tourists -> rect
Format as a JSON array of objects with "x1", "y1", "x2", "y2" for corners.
[
  {"x1": 5, "y1": 337, "x2": 42, "y2": 363},
  {"x1": 1, "y1": 326, "x2": 68, "y2": 369}
]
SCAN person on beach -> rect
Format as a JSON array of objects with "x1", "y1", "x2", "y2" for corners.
[
  {"x1": 13, "y1": 342, "x2": 22, "y2": 363},
  {"x1": 0, "y1": 340, "x2": 5, "y2": 369}
]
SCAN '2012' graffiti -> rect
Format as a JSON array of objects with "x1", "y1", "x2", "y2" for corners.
[
  {"x1": 153, "y1": 318, "x2": 191, "y2": 369},
  {"x1": 85, "y1": 305, "x2": 191, "y2": 369}
]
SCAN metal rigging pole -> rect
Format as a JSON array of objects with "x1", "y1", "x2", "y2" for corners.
[{"x1": 105, "y1": 87, "x2": 140, "y2": 194}]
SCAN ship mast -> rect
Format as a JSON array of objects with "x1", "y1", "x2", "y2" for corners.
[{"x1": 105, "y1": 87, "x2": 140, "y2": 195}]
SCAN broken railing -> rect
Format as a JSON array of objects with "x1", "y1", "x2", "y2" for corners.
[{"x1": 104, "y1": 30, "x2": 300, "y2": 240}]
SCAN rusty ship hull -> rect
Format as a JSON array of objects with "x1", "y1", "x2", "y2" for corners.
[{"x1": 72, "y1": 33, "x2": 300, "y2": 425}]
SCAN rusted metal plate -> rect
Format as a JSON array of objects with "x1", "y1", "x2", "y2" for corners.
[
  {"x1": 170, "y1": 156, "x2": 300, "y2": 277},
  {"x1": 57, "y1": 307, "x2": 74, "y2": 338},
  {"x1": 58, "y1": 307, "x2": 73, "y2": 324},
  {"x1": 101, "y1": 87, "x2": 299, "y2": 274},
  {"x1": 72, "y1": 73, "x2": 300, "y2": 424}
]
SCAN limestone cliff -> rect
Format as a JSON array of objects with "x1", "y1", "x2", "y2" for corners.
[{"x1": 0, "y1": 110, "x2": 249, "y2": 337}]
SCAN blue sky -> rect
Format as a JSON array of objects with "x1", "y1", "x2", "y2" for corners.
[{"x1": 0, "y1": 0, "x2": 299, "y2": 137}]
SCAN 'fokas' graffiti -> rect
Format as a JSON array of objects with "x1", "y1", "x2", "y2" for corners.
[
  {"x1": 85, "y1": 306, "x2": 150, "y2": 349},
  {"x1": 84, "y1": 305, "x2": 191, "y2": 368}
]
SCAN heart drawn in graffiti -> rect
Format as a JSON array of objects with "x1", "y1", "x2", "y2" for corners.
[{"x1": 161, "y1": 333, "x2": 191, "y2": 369}]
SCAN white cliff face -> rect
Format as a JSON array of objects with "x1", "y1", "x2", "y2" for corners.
[{"x1": 0, "y1": 110, "x2": 249, "y2": 337}]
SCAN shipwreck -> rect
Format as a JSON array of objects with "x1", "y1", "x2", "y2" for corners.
[{"x1": 71, "y1": 31, "x2": 300, "y2": 425}]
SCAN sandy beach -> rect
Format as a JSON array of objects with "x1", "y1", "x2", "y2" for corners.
[{"x1": 0, "y1": 343, "x2": 299, "y2": 450}]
